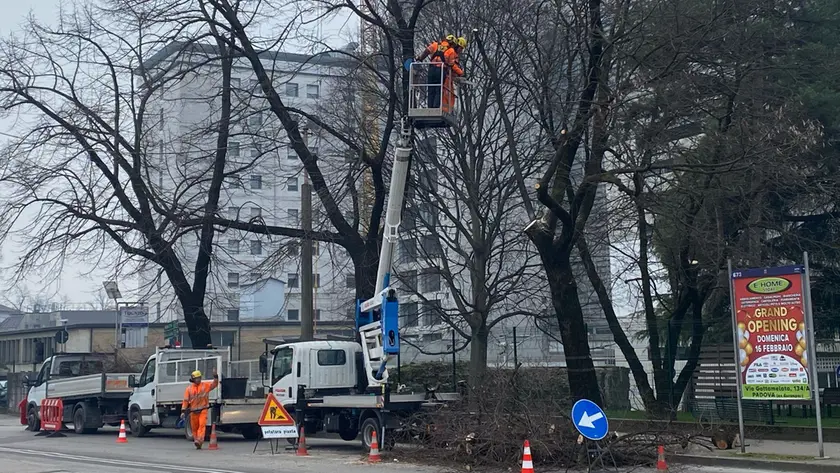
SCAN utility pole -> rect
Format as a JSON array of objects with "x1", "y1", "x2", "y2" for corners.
[{"x1": 300, "y1": 128, "x2": 314, "y2": 341}]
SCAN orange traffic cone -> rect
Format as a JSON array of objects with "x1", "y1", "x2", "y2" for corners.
[
  {"x1": 368, "y1": 430, "x2": 382, "y2": 463},
  {"x1": 296, "y1": 425, "x2": 309, "y2": 456},
  {"x1": 521, "y1": 440, "x2": 534, "y2": 473},
  {"x1": 208, "y1": 423, "x2": 219, "y2": 450},
  {"x1": 656, "y1": 445, "x2": 668, "y2": 471},
  {"x1": 116, "y1": 419, "x2": 128, "y2": 443}
]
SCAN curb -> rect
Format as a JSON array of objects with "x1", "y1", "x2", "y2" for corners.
[{"x1": 672, "y1": 453, "x2": 839, "y2": 473}]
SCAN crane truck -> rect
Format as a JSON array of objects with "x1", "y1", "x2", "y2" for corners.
[
  {"x1": 255, "y1": 60, "x2": 464, "y2": 450},
  {"x1": 125, "y1": 58, "x2": 463, "y2": 449}
]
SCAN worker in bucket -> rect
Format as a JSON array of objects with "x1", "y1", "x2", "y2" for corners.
[
  {"x1": 180, "y1": 368, "x2": 219, "y2": 449},
  {"x1": 440, "y1": 36, "x2": 467, "y2": 113},
  {"x1": 417, "y1": 35, "x2": 456, "y2": 109}
]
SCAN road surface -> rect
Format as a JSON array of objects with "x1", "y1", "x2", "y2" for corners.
[{"x1": 0, "y1": 417, "x2": 807, "y2": 472}]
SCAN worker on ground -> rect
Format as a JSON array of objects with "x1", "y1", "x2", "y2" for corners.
[
  {"x1": 180, "y1": 368, "x2": 219, "y2": 449},
  {"x1": 440, "y1": 36, "x2": 466, "y2": 113},
  {"x1": 417, "y1": 35, "x2": 456, "y2": 109}
]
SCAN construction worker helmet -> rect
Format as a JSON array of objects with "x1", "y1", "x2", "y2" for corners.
[
  {"x1": 445, "y1": 34, "x2": 456, "y2": 43},
  {"x1": 191, "y1": 370, "x2": 202, "y2": 379},
  {"x1": 456, "y1": 37, "x2": 468, "y2": 48}
]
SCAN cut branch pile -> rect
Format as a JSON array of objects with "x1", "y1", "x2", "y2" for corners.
[{"x1": 392, "y1": 368, "x2": 708, "y2": 469}]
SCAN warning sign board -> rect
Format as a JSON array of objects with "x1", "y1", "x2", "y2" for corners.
[{"x1": 258, "y1": 393, "x2": 295, "y2": 426}]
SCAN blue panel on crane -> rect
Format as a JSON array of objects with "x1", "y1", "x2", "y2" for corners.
[
  {"x1": 381, "y1": 298, "x2": 400, "y2": 354},
  {"x1": 404, "y1": 58, "x2": 413, "y2": 71},
  {"x1": 355, "y1": 300, "x2": 373, "y2": 331}
]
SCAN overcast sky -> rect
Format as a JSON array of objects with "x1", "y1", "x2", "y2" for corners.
[{"x1": 0, "y1": 1, "x2": 353, "y2": 308}]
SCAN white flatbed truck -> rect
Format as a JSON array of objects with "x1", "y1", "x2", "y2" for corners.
[
  {"x1": 127, "y1": 347, "x2": 265, "y2": 441},
  {"x1": 25, "y1": 353, "x2": 136, "y2": 433}
]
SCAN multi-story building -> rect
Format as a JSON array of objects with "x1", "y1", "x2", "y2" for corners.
[{"x1": 135, "y1": 41, "x2": 357, "y2": 324}]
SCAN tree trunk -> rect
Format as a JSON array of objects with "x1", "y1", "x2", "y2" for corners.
[
  {"x1": 352, "y1": 238, "x2": 381, "y2": 303},
  {"x1": 181, "y1": 295, "x2": 212, "y2": 348},
  {"x1": 543, "y1": 250, "x2": 604, "y2": 405},
  {"x1": 469, "y1": 323, "x2": 489, "y2": 389}
]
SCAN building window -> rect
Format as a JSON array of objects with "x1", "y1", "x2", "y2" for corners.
[
  {"x1": 287, "y1": 144, "x2": 297, "y2": 160},
  {"x1": 287, "y1": 177, "x2": 298, "y2": 191},
  {"x1": 227, "y1": 309, "x2": 240, "y2": 321},
  {"x1": 287, "y1": 309, "x2": 299, "y2": 321},
  {"x1": 403, "y1": 302, "x2": 418, "y2": 327},
  {"x1": 288, "y1": 209, "x2": 299, "y2": 223},
  {"x1": 228, "y1": 141, "x2": 240, "y2": 158},
  {"x1": 250, "y1": 240, "x2": 262, "y2": 255},
  {"x1": 288, "y1": 273, "x2": 299, "y2": 288},
  {"x1": 422, "y1": 300, "x2": 442, "y2": 326},
  {"x1": 228, "y1": 272, "x2": 240, "y2": 288},
  {"x1": 315, "y1": 309, "x2": 322, "y2": 321},
  {"x1": 306, "y1": 84, "x2": 320, "y2": 99},
  {"x1": 420, "y1": 169, "x2": 439, "y2": 192},
  {"x1": 288, "y1": 242, "x2": 299, "y2": 256},
  {"x1": 286, "y1": 83, "x2": 299, "y2": 97},
  {"x1": 421, "y1": 269, "x2": 441, "y2": 292},
  {"x1": 228, "y1": 207, "x2": 238, "y2": 219},
  {"x1": 313, "y1": 273, "x2": 321, "y2": 288},
  {"x1": 345, "y1": 274, "x2": 355, "y2": 288},
  {"x1": 401, "y1": 270, "x2": 418, "y2": 291},
  {"x1": 230, "y1": 77, "x2": 241, "y2": 87},
  {"x1": 250, "y1": 175, "x2": 262, "y2": 190},
  {"x1": 421, "y1": 234, "x2": 443, "y2": 257},
  {"x1": 228, "y1": 239, "x2": 240, "y2": 254},
  {"x1": 400, "y1": 239, "x2": 417, "y2": 262},
  {"x1": 248, "y1": 111, "x2": 262, "y2": 127},
  {"x1": 419, "y1": 202, "x2": 439, "y2": 226},
  {"x1": 317, "y1": 349, "x2": 345, "y2": 366},
  {"x1": 249, "y1": 272, "x2": 263, "y2": 281},
  {"x1": 250, "y1": 206, "x2": 262, "y2": 218}
]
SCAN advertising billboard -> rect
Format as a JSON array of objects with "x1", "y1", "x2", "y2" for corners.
[{"x1": 731, "y1": 265, "x2": 811, "y2": 400}]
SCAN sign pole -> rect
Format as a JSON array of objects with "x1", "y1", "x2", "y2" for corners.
[
  {"x1": 802, "y1": 252, "x2": 825, "y2": 458},
  {"x1": 728, "y1": 259, "x2": 747, "y2": 454}
]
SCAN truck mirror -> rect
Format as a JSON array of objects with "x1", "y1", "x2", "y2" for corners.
[
  {"x1": 23, "y1": 375, "x2": 31, "y2": 387},
  {"x1": 258, "y1": 354, "x2": 268, "y2": 374},
  {"x1": 127, "y1": 375, "x2": 137, "y2": 388}
]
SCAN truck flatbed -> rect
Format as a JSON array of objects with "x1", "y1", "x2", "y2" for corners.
[
  {"x1": 46, "y1": 373, "x2": 135, "y2": 400},
  {"x1": 304, "y1": 392, "x2": 460, "y2": 409}
]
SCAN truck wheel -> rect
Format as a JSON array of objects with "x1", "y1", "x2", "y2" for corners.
[
  {"x1": 129, "y1": 408, "x2": 148, "y2": 438},
  {"x1": 339, "y1": 427, "x2": 359, "y2": 441},
  {"x1": 360, "y1": 417, "x2": 381, "y2": 452},
  {"x1": 27, "y1": 406, "x2": 40, "y2": 432},
  {"x1": 241, "y1": 425, "x2": 262, "y2": 440}
]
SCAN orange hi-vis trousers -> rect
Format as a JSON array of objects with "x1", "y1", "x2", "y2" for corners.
[{"x1": 190, "y1": 409, "x2": 208, "y2": 445}]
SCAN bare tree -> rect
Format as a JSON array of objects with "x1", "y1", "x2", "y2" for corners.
[{"x1": 0, "y1": 1, "x2": 268, "y2": 347}]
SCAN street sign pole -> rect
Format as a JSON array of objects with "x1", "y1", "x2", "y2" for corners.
[
  {"x1": 728, "y1": 259, "x2": 747, "y2": 454},
  {"x1": 803, "y1": 252, "x2": 825, "y2": 458}
]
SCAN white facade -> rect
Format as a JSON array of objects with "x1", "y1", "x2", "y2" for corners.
[{"x1": 135, "y1": 42, "x2": 355, "y2": 324}]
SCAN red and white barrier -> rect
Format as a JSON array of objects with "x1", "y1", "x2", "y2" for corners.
[
  {"x1": 36, "y1": 398, "x2": 66, "y2": 438},
  {"x1": 19, "y1": 398, "x2": 27, "y2": 426}
]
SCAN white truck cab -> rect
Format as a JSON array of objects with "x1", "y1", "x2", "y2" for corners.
[{"x1": 268, "y1": 341, "x2": 361, "y2": 404}]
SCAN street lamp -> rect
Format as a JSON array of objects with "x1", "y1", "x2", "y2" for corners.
[{"x1": 103, "y1": 281, "x2": 122, "y2": 354}]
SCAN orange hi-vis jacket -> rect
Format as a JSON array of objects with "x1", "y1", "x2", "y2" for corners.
[
  {"x1": 423, "y1": 40, "x2": 451, "y2": 61},
  {"x1": 442, "y1": 47, "x2": 463, "y2": 76},
  {"x1": 182, "y1": 378, "x2": 219, "y2": 413}
]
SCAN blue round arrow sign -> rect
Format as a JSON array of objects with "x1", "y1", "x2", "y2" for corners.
[
  {"x1": 571, "y1": 399, "x2": 609, "y2": 441},
  {"x1": 404, "y1": 58, "x2": 414, "y2": 71}
]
